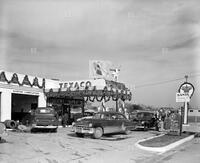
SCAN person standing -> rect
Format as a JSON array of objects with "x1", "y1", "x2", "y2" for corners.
[
  {"x1": 154, "y1": 113, "x2": 159, "y2": 131},
  {"x1": 124, "y1": 108, "x2": 130, "y2": 120},
  {"x1": 62, "y1": 112, "x2": 68, "y2": 128}
]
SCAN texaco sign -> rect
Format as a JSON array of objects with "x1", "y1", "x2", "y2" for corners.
[{"x1": 178, "y1": 82, "x2": 195, "y2": 98}]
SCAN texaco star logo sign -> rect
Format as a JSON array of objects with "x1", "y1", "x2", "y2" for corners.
[{"x1": 178, "y1": 82, "x2": 195, "y2": 98}]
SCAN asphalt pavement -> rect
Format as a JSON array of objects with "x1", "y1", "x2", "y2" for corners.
[{"x1": 0, "y1": 127, "x2": 158, "y2": 163}]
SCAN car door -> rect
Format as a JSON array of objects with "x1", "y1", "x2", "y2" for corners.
[
  {"x1": 108, "y1": 113, "x2": 122, "y2": 133},
  {"x1": 114, "y1": 114, "x2": 128, "y2": 132},
  {"x1": 101, "y1": 113, "x2": 118, "y2": 134}
]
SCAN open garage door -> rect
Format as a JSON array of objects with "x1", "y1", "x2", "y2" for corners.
[{"x1": 11, "y1": 94, "x2": 38, "y2": 122}]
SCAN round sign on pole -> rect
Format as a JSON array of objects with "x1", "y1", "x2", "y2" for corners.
[
  {"x1": 178, "y1": 81, "x2": 194, "y2": 125},
  {"x1": 178, "y1": 82, "x2": 195, "y2": 98}
]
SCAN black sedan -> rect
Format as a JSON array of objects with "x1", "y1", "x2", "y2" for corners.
[
  {"x1": 130, "y1": 111, "x2": 157, "y2": 130},
  {"x1": 22, "y1": 107, "x2": 59, "y2": 132},
  {"x1": 72, "y1": 112, "x2": 136, "y2": 139}
]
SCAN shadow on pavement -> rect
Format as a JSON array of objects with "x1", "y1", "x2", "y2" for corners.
[
  {"x1": 30, "y1": 128, "x2": 57, "y2": 133},
  {"x1": 0, "y1": 138, "x2": 6, "y2": 143},
  {"x1": 67, "y1": 132, "x2": 131, "y2": 141}
]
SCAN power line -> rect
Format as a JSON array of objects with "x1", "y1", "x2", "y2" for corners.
[
  {"x1": 135, "y1": 74, "x2": 200, "y2": 89},
  {"x1": 135, "y1": 78, "x2": 184, "y2": 88},
  {"x1": 189, "y1": 74, "x2": 200, "y2": 78}
]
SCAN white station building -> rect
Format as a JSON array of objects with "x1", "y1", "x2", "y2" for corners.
[{"x1": 0, "y1": 70, "x2": 60, "y2": 121}]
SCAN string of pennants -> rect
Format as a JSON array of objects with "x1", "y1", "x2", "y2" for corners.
[
  {"x1": 0, "y1": 71, "x2": 45, "y2": 89},
  {"x1": 45, "y1": 86, "x2": 132, "y2": 102}
]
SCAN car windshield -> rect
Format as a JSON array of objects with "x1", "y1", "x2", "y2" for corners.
[
  {"x1": 130, "y1": 113, "x2": 137, "y2": 119},
  {"x1": 93, "y1": 113, "x2": 110, "y2": 119},
  {"x1": 93, "y1": 113, "x2": 101, "y2": 119}
]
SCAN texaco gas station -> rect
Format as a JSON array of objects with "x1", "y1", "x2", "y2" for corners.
[{"x1": 0, "y1": 69, "x2": 131, "y2": 122}]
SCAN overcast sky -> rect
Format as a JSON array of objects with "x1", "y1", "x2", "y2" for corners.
[{"x1": 0, "y1": 0, "x2": 200, "y2": 107}]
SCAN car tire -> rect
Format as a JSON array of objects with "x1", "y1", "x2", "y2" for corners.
[
  {"x1": 124, "y1": 128, "x2": 131, "y2": 135},
  {"x1": 93, "y1": 127, "x2": 103, "y2": 139},
  {"x1": 31, "y1": 128, "x2": 36, "y2": 133},
  {"x1": 76, "y1": 133, "x2": 84, "y2": 138},
  {"x1": 144, "y1": 125, "x2": 148, "y2": 131}
]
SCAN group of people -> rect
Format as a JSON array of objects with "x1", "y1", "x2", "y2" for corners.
[{"x1": 118, "y1": 107, "x2": 130, "y2": 119}]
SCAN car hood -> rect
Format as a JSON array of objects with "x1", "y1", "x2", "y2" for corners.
[
  {"x1": 76, "y1": 116, "x2": 93, "y2": 122},
  {"x1": 75, "y1": 118, "x2": 98, "y2": 125}
]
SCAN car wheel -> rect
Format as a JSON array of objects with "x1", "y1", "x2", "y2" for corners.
[
  {"x1": 93, "y1": 127, "x2": 103, "y2": 139},
  {"x1": 76, "y1": 133, "x2": 84, "y2": 138},
  {"x1": 31, "y1": 128, "x2": 36, "y2": 133},
  {"x1": 144, "y1": 125, "x2": 148, "y2": 131},
  {"x1": 124, "y1": 128, "x2": 131, "y2": 135}
]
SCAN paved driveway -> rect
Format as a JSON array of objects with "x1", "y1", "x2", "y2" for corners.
[{"x1": 0, "y1": 128, "x2": 158, "y2": 163}]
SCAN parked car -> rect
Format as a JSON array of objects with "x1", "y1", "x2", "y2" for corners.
[
  {"x1": 130, "y1": 111, "x2": 157, "y2": 130},
  {"x1": 72, "y1": 112, "x2": 136, "y2": 139},
  {"x1": 22, "y1": 107, "x2": 59, "y2": 132}
]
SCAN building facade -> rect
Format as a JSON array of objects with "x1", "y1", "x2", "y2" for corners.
[
  {"x1": 0, "y1": 70, "x2": 60, "y2": 121},
  {"x1": 0, "y1": 70, "x2": 131, "y2": 122}
]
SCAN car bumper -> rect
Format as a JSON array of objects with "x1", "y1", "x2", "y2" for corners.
[
  {"x1": 32, "y1": 124, "x2": 58, "y2": 129},
  {"x1": 74, "y1": 127, "x2": 94, "y2": 134},
  {"x1": 136, "y1": 125, "x2": 145, "y2": 128}
]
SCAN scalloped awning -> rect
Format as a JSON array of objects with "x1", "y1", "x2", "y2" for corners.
[
  {"x1": 0, "y1": 71, "x2": 45, "y2": 89},
  {"x1": 45, "y1": 86, "x2": 132, "y2": 102}
]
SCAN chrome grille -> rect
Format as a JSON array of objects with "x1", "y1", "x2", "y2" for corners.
[{"x1": 76, "y1": 125, "x2": 90, "y2": 130}]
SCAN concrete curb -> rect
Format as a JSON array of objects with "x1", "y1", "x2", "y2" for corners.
[{"x1": 135, "y1": 134, "x2": 195, "y2": 154}]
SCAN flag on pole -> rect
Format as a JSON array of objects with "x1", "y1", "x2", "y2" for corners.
[{"x1": 89, "y1": 60, "x2": 120, "y2": 81}]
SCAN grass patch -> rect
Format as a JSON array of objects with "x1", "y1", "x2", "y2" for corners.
[{"x1": 139, "y1": 132, "x2": 193, "y2": 147}]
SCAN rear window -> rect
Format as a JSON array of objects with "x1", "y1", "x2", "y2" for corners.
[
  {"x1": 35, "y1": 108, "x2": 54, "y2": 114},
  {"x1": 137, "y1": 112, "x2": 153, "y2": 118}
]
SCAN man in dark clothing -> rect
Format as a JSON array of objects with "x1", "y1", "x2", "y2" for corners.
[{"x1": 62, "y1": 112, "x2": 68, "y2": 127}]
